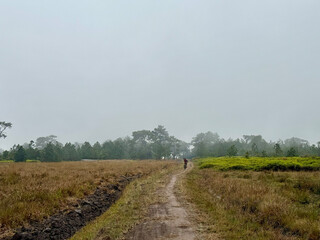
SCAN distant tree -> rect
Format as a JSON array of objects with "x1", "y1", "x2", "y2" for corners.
[
  {"x1": 227, "y1": 145, "x2": 238, "y2": 156},
  {"x1": 287, "y1": 147, "x2": 298, "y2": 157},
  {"x1": 63, "y1": 142, "x2": 80, "y2": 161},
  {"x1": 243, "y1": 135, "x2": 269, "y2": 154},
  {"x1": 92, "y1": 142, "x2": 102, "y2": 159},
  {"x1": 0, "y1": 121, "x2": 12, "y2": 139},
  {"x1": 178, "y1": 141, "x2": 191, "y2": 158},
  {"x1": 14, "y1": 146, "x2": 27, "y2": 162},
  {"x1": 191, "y1": 131, "x2": 220, "y2": 157},
  {"x1": 251, "y1": 143, "x2": 258, "y2": 156},
  {"x1": 130, "y1": 130, "x2": 152, "y2": 159},
  {"x1": 113, "y1": 138, "x2": 131, "y2": 159},
  {"x1": 54, "y1": 143, "x2": 63, "y2": 160},
  {"x1": 261, "y1": 150, "x2": 267, "y2": 157},
  {"x1": 41, "y1": 142, "x2": 61, "y2": 162},
  {"x1": 2, "y1": 150, "x2": 9, "y2": 160},
  {"x1": 169, "y1": 136, "x2": 180, "y2": 159},
  {"x1": 8, "y1": 145, "x2": 18, "y2": 160},
  {"x1": 80, "y1": 142, "x2": 94, "y2": 159},
  {"x1": 100, "y1": 138, "x2": 130, "y2": 159},
  {"x1": 274, "y1": 143, "x2": 283, "y2": 156},
  {"x1": 284, "y1": 137, "x2": 309, "y2": 147},
  {"x1": 35, "y1": 135, "x2": 59, "y2": 149},
  {"x1": 243, "y1": 135, "x2": 267, "y2": 146},
  {"x1": 310, "y1": 144, "x2": 318, "y2": 156},
  {"x1": 151, "y1": 125, "x2": 171, "y2": 159},
  {"x1": 169, "y1": 137, "x2": 190, "y2": 159},
  {"x1": 25, "y1": 140, "x2": 40, "y2": 160},
  {"x1": 101, "y1": 140, "x2": 114, "y2": 159}
]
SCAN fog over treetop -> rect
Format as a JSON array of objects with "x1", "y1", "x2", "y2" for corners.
[{"x1": 1, "y1": 0, "x2": 319, "y2": 149}]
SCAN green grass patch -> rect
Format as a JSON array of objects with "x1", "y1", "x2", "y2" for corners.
[
  {"x1": 0, "y1": 160, "x2": 13, "y2": 163},
  {"x1": 0, "y1": 160, "x2": 40, "y2": 163},
  {"x1": 26, "y1": 159, "x2": 40, "y2": 162},
  {"x1": 199, "y1": 157, "x2": 320, "y2": 171}
]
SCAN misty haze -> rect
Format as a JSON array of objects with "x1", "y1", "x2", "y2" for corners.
[
  {"x1": 1, "y1": 1, "x2": 320, "y2": 151},
  {"x1": 1, "y1": 1, "x2": 320, "y2": 240}
]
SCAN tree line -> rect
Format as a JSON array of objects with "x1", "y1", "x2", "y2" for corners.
[
  {"x1": 191, "y1": 132, "x2": 320, "y2": 158},
  {"x1": 1, "y1": 123, "x2": 320, "y2": 162},
  {"x1": 0, "y1": 126, "x2": 190, "y2": 162}
]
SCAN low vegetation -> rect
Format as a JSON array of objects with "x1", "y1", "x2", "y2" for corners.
[
  {"x1": 0, "y1": 160, "x2": 178, "y2": 237},
  {"x1": 199, "y1": 156, "x2": 320, "y2": 171},
  {"x1": 185, "y1": 158, "x2": 320, "y2": 240}
]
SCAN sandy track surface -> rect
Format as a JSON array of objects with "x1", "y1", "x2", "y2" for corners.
[{"x1": 125, "y1": 163, "x2": 195, "y2": 240}]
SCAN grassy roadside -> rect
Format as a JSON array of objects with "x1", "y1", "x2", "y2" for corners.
[
  {"x1": 174, "y1": 162, "x2": 219, "y2": 240},
  {"x1": 0, "y1": 160, "x2": 176, "y2": 238},
  {"x1": 71, "y1": 163, "x2": 180, "y2": 240},
  {"x1": 183, "y1": 160, "x2": 320, "y2": 240}
]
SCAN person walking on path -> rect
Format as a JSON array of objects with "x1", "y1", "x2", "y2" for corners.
[{"x1": 183, "y1": 158, "x2": 188, "y2": 170}]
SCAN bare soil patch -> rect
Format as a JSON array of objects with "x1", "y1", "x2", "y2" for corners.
[{"x1": 125, "y1": 163, "x2": 195, "y2": 240}]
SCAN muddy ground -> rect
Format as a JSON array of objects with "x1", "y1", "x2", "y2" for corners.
[{"x1": 5, "y1": 175, "x2": 139, "y2": 240}]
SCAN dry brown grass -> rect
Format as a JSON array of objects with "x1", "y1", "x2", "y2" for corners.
[
  {"x1": 185, "y1": 167, "x2": 320, "y2": 240},
  {"x1": 0, "y1": 160, "x2": 177, "y2": 236}
]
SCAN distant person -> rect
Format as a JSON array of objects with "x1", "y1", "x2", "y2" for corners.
[{"x1": 183, "y1": 158, "x2": 188, "y2": 170}]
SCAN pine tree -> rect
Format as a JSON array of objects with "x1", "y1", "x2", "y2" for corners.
[{"x1": 14, "y1": 146, "x2": 26, "y2": 162}]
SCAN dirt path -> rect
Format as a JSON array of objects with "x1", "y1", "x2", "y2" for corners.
[{"x1": 125, "y1": 163, "x2": 195, "y2": 240}]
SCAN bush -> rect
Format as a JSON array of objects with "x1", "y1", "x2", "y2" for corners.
[{"x1": 198, "y1": 157, "x2": 320, "y2": 171}]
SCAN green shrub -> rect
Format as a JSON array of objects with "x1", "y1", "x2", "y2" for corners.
[{"x1": 198, "y1": 157, "x2": 320, "y2": 171}]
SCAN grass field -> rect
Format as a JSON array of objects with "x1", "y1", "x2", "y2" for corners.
[
  {"x1": 185, "y1": 158, "x2": 320, "y2": 240},
  {"x1": 0, "y1": 160, "x2": 178, "y2": 237},
  {"x1": 199, "y1": 156, "x2": 320, "y2": 171}
]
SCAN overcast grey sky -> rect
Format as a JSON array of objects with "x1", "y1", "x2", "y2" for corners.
[{"x1": 1, "y1": 0, "x2": 319, "y2": 150}]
